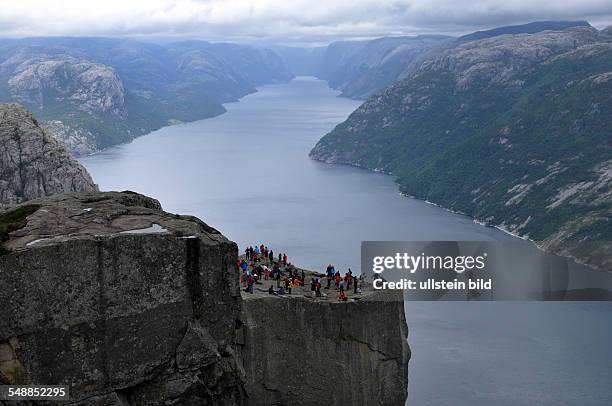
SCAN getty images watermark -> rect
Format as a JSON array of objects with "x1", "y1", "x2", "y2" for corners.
[
  {"x1": 371, "y1": 251, "x2": 491, "y2": 291},
  {"x1": 361, "y1": 241, "x2": 612, "y2": 301}
]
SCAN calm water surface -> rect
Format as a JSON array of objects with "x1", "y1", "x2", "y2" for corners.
[{"x1": 81, "y1": 77, "x2": 611, "y2": 405}]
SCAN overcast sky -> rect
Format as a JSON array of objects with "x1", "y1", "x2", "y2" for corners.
[{"x1": 1, "y1": 0, "x2": 612, "y2": 45}]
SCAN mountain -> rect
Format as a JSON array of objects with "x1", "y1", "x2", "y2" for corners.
[
  {"x1": 458, "y1": 20, "x2": 591, "y2": 42},
  {"x1": 0, "y1": 103, "x2": 97, "y2": 207},
  {"x1": 0, "y1": 38, "x2": 293, "y2": 156},
  {"x1": 274, "y1": 36, "x2": 450, "y2": 99},
  {"x1": 311, "y1": 24, "x2": 612, "y2": 271},
  {"x1": 317, "y1": 35, "x2": 451, "y2": 99}
]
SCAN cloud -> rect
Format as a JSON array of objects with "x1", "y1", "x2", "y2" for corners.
[{"x1": 0, "y1": 0, "x2": 611, "y2": 43}]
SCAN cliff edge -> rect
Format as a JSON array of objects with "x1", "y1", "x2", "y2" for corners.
[
  {"x1": 0, "y1": 191, "x2": 245, "y2": 404},
  {"x1": 239, "y1": 291, "x2": 409, "y2": 406},
  {"x1": 0, "y1": 191, "x2": 410, "y2": 405}
]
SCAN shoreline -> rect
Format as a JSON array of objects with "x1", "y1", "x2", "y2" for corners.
[
  {"x1": 308, "y1": 156, "x2": 604, "y2": 272},
  {"x1": 75, "y1": 77, "x2": 302, "y2": 159}
]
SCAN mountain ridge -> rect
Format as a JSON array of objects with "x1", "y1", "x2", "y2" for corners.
[{"x1": 310, "y1": 25, "x2": 612, "y2": 271}]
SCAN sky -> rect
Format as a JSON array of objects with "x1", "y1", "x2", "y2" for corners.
[{"x1": 1, "y1": 0, "x2": 611, "y2": 45}]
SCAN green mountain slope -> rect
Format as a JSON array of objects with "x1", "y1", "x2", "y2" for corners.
[
  {"x1": 0, "y1": 38, "x2": 293, "y2": 155},
  {"x1": 311, "y1": 26, "x2": 612, "y2": 270}
]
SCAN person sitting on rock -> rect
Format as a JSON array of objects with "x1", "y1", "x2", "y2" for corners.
[
  {"x1": 338, "y1": 290, "x2": 347, "y2": 301},
  {"x1": 268, "y1": 285, "x2": 274, "y2": 295},
  {"x1": 287, "y1": 280, "x2": 293, "y2": 294}
]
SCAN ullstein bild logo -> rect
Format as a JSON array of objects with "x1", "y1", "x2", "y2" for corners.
[{"x1": 361, "y1": 241, "x2": 612, "y2": 301}]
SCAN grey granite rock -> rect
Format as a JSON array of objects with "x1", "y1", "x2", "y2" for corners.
[
  {"x1": 239, "y1": 292, "x2": 410, "y2": 406},
  {"x1": 0, "y1": 103, "x2": 97, "y2": 207},
  {"x1": 0, "y1": 191, "x2": 245, "y2": 405},
  {"x1": 7, "y1": 56, "x2": 126, "y2": 119}
]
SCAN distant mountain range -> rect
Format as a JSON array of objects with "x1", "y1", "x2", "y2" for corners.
[
  {"x1": 275, "y1": 35, "x2": 452, "y2": 99},
  {"x1": 310, "y1": 21, "x2": 612, "y2": 271},
  {"x1": 0, "y1": 38, "x2": 293, "y2": 155}
]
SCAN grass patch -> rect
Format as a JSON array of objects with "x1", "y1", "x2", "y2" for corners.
[{"x1": 0, "y1": 205, "x2": 40, "y2": 255}]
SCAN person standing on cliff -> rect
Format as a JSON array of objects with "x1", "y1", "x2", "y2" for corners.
[
  {"x1": 269, "y1": 249, "x2": 274, "y2": 263},
  {"x1": 283, "y1": 254, "x2": 288, "y2": 266},
  {"x1": 315, "y1": 279, "x2": 322, "y2": 297}
]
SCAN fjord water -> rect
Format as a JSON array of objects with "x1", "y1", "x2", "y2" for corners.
[{"x1": 81, "y1": 77, "x2": 611, "y2": 405}]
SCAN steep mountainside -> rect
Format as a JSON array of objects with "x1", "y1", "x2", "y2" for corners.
[
  {"x1": 318, "y1": 35, "x2": 451, "y2": 99},
  {"x1": 274, "y1": 36, "x2": 449, "y2": 99},
  {"x1": 0, "y1": 103, "x2": 97, "y2": 207},
  {"x1": 0, "y1": 38, "x2": 293, "y2": 155},
  {"x1": 311, "y1": 25, "x2": 612, "y2": 271}
]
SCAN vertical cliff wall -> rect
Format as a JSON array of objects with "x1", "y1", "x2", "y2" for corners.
[
  {"x1": 0, "y1": 192, "x2": 244, "y2": 405},
  {"x1": 238, "y1": 292, "x2": 410, "y2": 406}
]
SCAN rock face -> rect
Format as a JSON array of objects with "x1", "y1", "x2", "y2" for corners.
[
  {"x1": 7, "y1": 56, "x2": 127, "y2": 118},
  {"x1": 311, "y1": 24, "x2": 612, "y2": 271},
  {"x1": 0, "y1": 103, "x2": 97, "y2": 207},
  {"x1": 42, "y1": 120, "x2": 97, "y2": 157},
  {"x1": 238, "y1": 293, "x2": 409, "y2": 406},
  {"x1": 0, "y1": 191, "x2": 410, "y2": 405},
  {"x1": 0, "y1": 192, "x2": 246, "y2": 404}
]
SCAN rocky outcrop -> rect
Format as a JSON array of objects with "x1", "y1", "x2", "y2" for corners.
[
  {"x1": 0, "y1": 104, "x2": 97, "y2": 207},
  {"x1": 42, "y1": 120, "x2": 97, "y2": 157},
  {"x1": 7, "y1": 56, "x2": 127, "y2": 119},
  {"x1": 0, "y1": 192, "x2": 245, "y2": 404},
  {"x1": 0, "y1": 191, "x2": 410, "y2": 405},
  {"x1": 238, "y1": 292, "x2": 409, "y2": 406}
]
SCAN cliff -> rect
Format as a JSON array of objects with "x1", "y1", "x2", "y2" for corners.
[
  {"x1": 239, "y1": 291, "x2": 409, "y2": 406},
  {"x1": 0, "y1": 191, "x2": 245, "y2": 404},
  {"x1": 0, "y1": 191, "x2": 409, "y2": 405},
  {"x1": 0, "y1": 103, "x2": 97, "y2": 207}
]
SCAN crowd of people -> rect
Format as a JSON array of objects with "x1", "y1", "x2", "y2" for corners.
[{"x1": 236, "y1": 244, "x2": 364, "y2": 301}]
